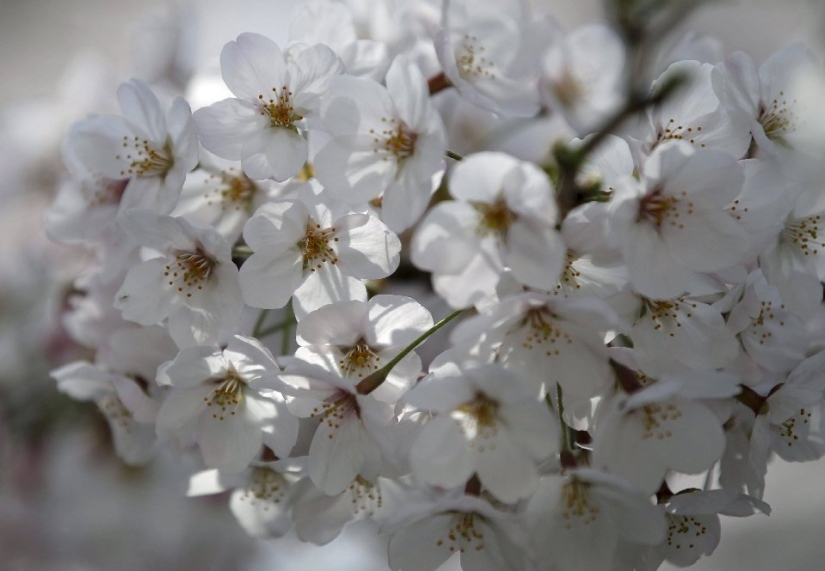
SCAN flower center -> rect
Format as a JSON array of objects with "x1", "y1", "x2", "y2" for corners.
[
  {"x1": 204, "y1": 370, "x2": 246, "y2": 420},
  {"x1": 371, "y1": 118, "x2": 417, "y2": 163},
  {"x1": 637, "y1": 190, "x2": 693, "y2": 229},
  {"x1": 758, "y1": 91, "x2": 797, "y2": 142},
  {"x1": 782, "y1": 214, "x2": 824, "y2": 257},
  {"x1": 434, "y1": 512, "x2": 486, "y2": 553},
  {"x1": 552, "y1": 253, "x2": 584, "y2": 296},
  {"x1": 259, "y1": 86, "x2": 303, "y2": 129},
  {"x1": 521, "y1": 308, "x2": 573, "y2": 356},
  {"x1": 457, "y1": 34, "x2": 495, "y2": 80},
  {"x1": 453, "y1": 393, "x2": 500, "y2": 443},
  {"x1": 312, "y1": 389, "x2": 360, "y2": 427},
  {"x1": 655, "y1": 118, "x2": 706, "y2": 148},
  {"x1": 561, "y1": 479, "x2": 598, "y2": 528},
  {"x1": 474, "y1": 198, "x2": 515, "y2": 238},
  {"x1": 117, "y1": 136, "x2": 173, "y2": 178},
  {"x1": 643, "y1": 298, "x2": 697, "y2": 336},
  {"x1": 339, "y1": 342, "x2": 381, "y2": 378},
  {"x1": 298, "y1": 222, "x2": 339, "y2": 272},
  {"x1": 165, "y1": 248, "x2": 218, "y2": 298},
  {"x1": 667, "y1": 514, "x2": 709, "y2": 551},
  {"x1": 239, "y1": 467, "x2": 288, "y2": 504},
  {"x1": 348, "y1": 476, "x2": 383, "y2": 515},
  {"x1": 214, "y1": 170, "x2": 257, "y2": 212},
  {"x1": 640, "y1": 402, "x2": 681, "y2": 439},
  {"x1": 554, "y1": 71, "x2": 585, "y2": 107}
]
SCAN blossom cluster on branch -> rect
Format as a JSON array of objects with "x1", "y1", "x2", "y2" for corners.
[{"x1": 46, "y1": 0, "x2": 825, "y2": 569}]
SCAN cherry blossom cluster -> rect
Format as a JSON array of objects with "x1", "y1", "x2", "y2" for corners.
[{"x1": 46, "y1": 0, "x2": 825, "y2": 569}]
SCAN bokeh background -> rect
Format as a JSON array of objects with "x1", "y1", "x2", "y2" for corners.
[{"x1": 1, "y1": 0, "x2": 824, "y2": 569}]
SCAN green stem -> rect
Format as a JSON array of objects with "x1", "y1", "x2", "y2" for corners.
[
  {"x1": 355, "y1": 308, "x2": 466, "y2": 395},
  {"x1": 280, "y1": 300, "x2": 294, "y2": 355},
  {"x1": 252, "y1": 309, "x2": 270, "y2": 338},
  {"x1": 256, "y1": 303, "x2": 296, "y2": 341},
  {"x1": 445, "y1": 150, "x2": 464, "y2": 162}
]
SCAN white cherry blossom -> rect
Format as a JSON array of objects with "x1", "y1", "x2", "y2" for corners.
[
  {"x1": 280, "y1": 360, "x2": 396, "y2": 495},
  {"x1": 172, "y1": 157, "x2": 282, "y2": 244},
  {"x1": 759, "y1": 184, "x2": 825, "y2": 316},
  {"x1": 64, "y1": 79, "x2": 198, "y2": 215},
  {"x1": 406, "y1": 362, "x2": 557, "y2": 503},
  {"x1": 193, "y1": 32, "x2": 344, "y2": 181},
  {"x1": 608, "y1": 142, "x2": 749, "y2": 299},
  {"x1": 295, "y1": 295, "x2": 433, "y2": 403},
  {"x1": 114, "y1": 210, "x2": 243, "y2": 347},
  {"x1": 450, "y1": 292, "x2": 617, "y2": 406},
  {"x1": 630, "y1": 295, "x2": 739, "y2": 376},
  {"x1": 52, "y1": 361, "x2": 159, "y2": 465},
  {"x1": 155, "y1": 335, "x2": 297, "y2": 473},
  {"x1": 526, "y1": 469, "x2": 666, "y2": 571},
  {"x1": 187, "y1": 458, "x2": 303, "y2": 539},
  {"x1": 411, "y1": 152, "x2": 564, "y2": 307},
  {"x1": 713, "y1": 43, "x2": 820, "y2": 159},
  {"x1": 640, "y1": 60, "x2": 751, "y2": 158},
  {"x1": 435, "y1": 0, "x2": 541, "y2": 116},
  {"x1": 238, "y1": 185, "x2": 401, "y2": 318},
  {"x1": 592, "y1": 370, "x2": 739, "y2": 494},
  {"x1": 386, "y1": 492, "x2": 533, "y2": 571},
  {"x1": 315, "y1": 55, "x2": 447, "y2": 232},
  {"x1": 540, "y1": 24, "x2": 625, "y2": 134}
]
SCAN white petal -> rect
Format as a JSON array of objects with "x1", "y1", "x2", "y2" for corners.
[
  {"x1": 239, "y1": 249, "x2": 304, "y2": 309},
  {"x1": 388, "y1": 515, "x2": 455, "y2": 571},
  {"x1": 409, "y1": 416, "x2": 473, "y2": 489},
  {"x1": 334, "y1": 214, "x2": 401, "y2": 278},
  {"x1": 308, "y1": 414, "x2": 364, "y2": 494},
  {"x1": 117, "y1": 80, "x2": 167, "y2": 142},
  {"x1": 194, "y1": 98, "x2": 265, "y2": 160},
  {"x1": 114, "y1": 258, "x2": 175, "y2": 326},
  {"x1": 198, "y1": 408, "x2": 263, "y2": 472},
  {"x1": 221, "y1": 32, "x2": 287, "y2": 101},
  {"x1": 475, "y1": 428, "x2": 538, "y2": 503},
  {"x1": 241, "y1": 127, "x2": 308, "y2": 181}
]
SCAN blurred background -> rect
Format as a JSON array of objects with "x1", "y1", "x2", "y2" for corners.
[{"x1": 0, "y1": 0, "x2": 824, "y2": 569}]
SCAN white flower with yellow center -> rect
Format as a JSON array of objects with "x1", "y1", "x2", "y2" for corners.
[
  {"x1": 713, "y1": 43, "x2": 820, "y2": 159},
  {"x1": 541, "y1": 24, "x2": 625, "y2": 134},
  {"x1": 173, "y1": 157, "x2": 282, "y2": 244},
  {"x1": 193, "y1": 32, "x2": 344, "y2": 181},
  {"x1": 187, "y1": 458, "x2": 303, "y2": 539},
  {"x1": 642, "y1": 61, "x2": 751, "y2": 157},
  {"x1": 294, "y1": 295, "x2": 433, "y2": 403},
  {"x1": 759, "y1": 185, "x2": 825, "y2": 316},
  {"x1": 411, "y1": 152, "x2": 564, "y2": 308},
  {"x1": 238, "y1": 185, "x2": 401, "y2": 319},
  {"x1": 451, "y1": 292, "x2": 617, "y2": 407},
  {"x1": 386, "y1": 492, "x2": 533, "y2": 571},
  {"x1": 155, "y1": 335, "x2": 297, "y2": 473},
  {"x1": 114, "y1": 209, "x2": 243, "y2": 347},
  {"x1": 406, "y1": 362, "x2": 557, "y2": 503},
  {"x1": 592, "y1": 370, "x2": 739, "y2": 494},
  {"x1": 608, "y1": 142, "x2": 750, "y2": 300},
  {"x1": 630, "y1": 295, "x2": 739, "y2": 376},
  {"x1": 526, "y1": 469, "x2": 665, "y2": 571},
  {"x1": 64, "y1": 79, "x2": 198, "y2": 216},
  {"x1": 315, "y1": 55, "x2": 447, "y2": 232},
  {"x1": 280, "y1": 360, "x2": 396, "y2": 495},
  {"x1": 435, "y1": 0, "x2": 540, "y2": 116}
]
